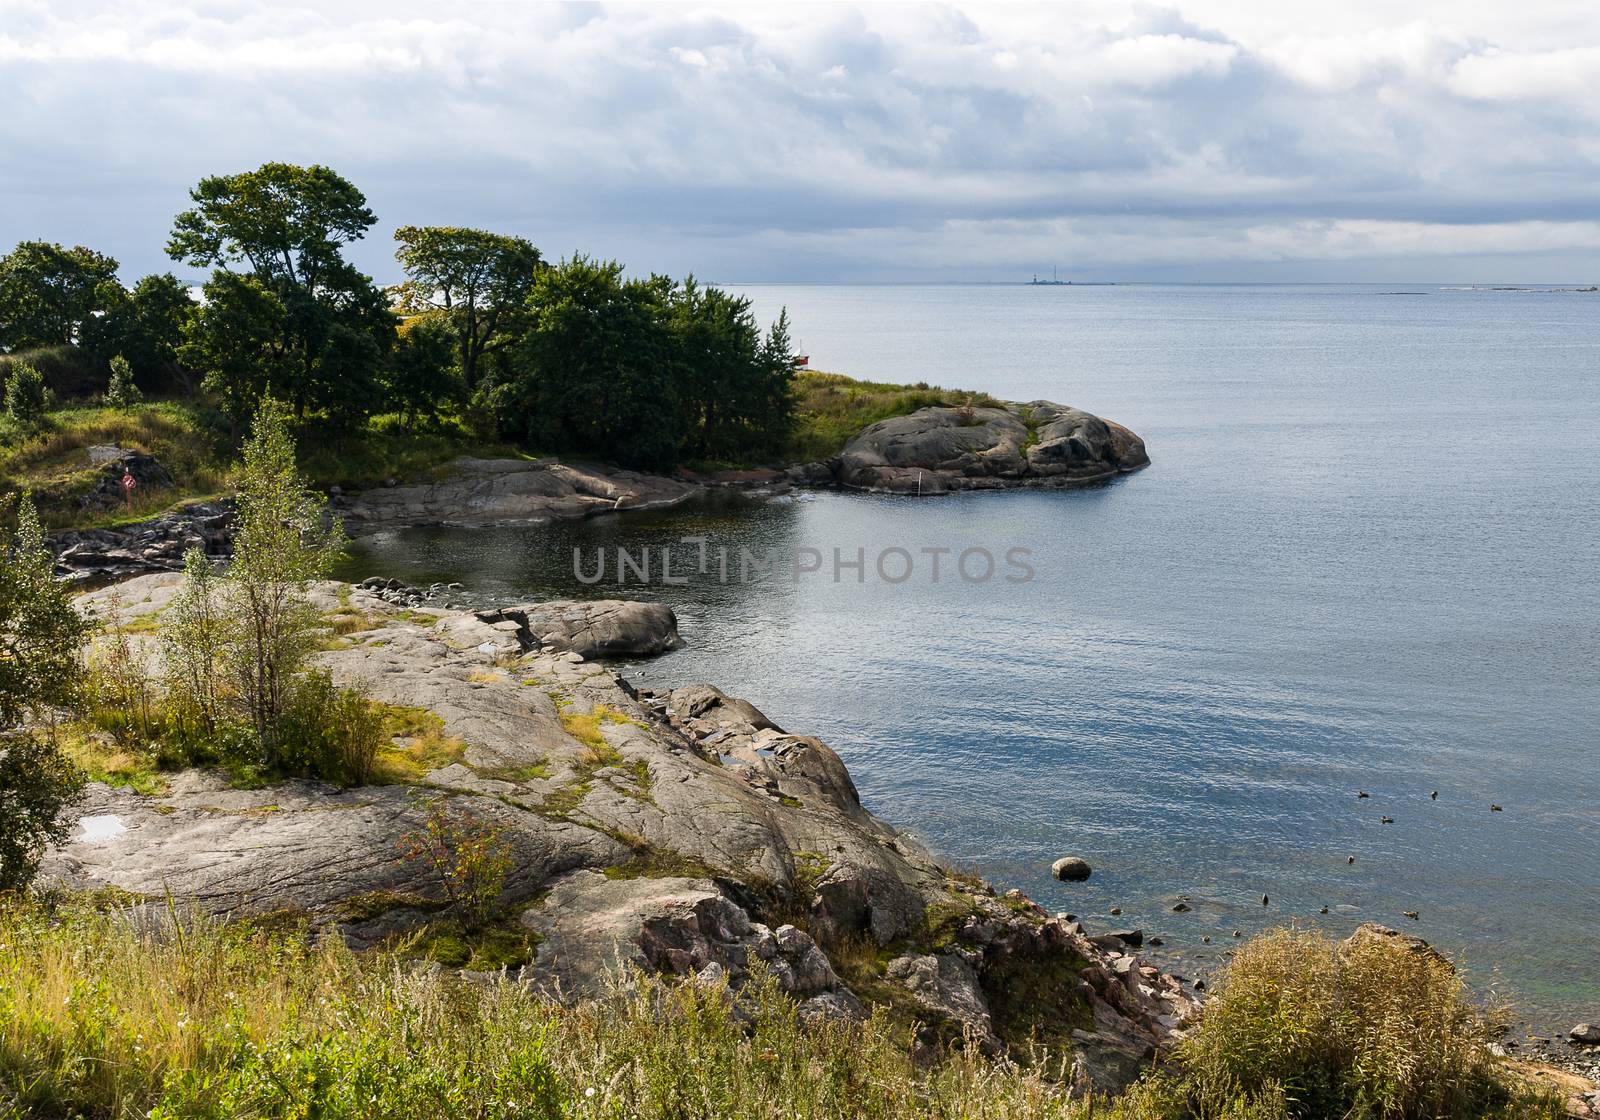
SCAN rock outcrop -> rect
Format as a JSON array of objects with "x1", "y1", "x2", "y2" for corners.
[
  {"x1": 475, "y1": 600, "x2": 681, "y2": 659},
  {"x1": 45, "y1": 574, "x2": 1195, "y2": 1091},
  {"x1": 77, "y1": 447, "x2": 174, "y2": 511},
  {"x1": 51, "y1": 500, "x2": 233, "y2": 583},
  {"x1": 335, "y1": 456, "x2": 699, "y2": 527},
  {"x1": 812, "y1": 401, "x2": 1148, "y2": 495}
]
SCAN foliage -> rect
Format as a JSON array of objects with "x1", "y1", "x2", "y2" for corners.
[
  {"x1": 104, "y1": 354, "x2": 143, "y2": 407},
  {"x1": 171, "y1": 163, "x2": 393, "y2": 427},
  {"x1": 2, "y1": 361, "x2": 48, "y2": 430},
  {"x1": 785, "y1": 370, "x2": 1003, "y2": 464},
  {"x1": 275, "y1": 669, "x2": 386, "y2": 787},
  {"x1": 669, "y1": 278, "x2": 796, "y2": 461},
  {"x1": 1150, "y1": 926, "x2": 1548, "y2": 1120},
  {"x1": 0, "y1": 493, "x2": 89, "y2": 725},
  {"x1": 82, "y1": 273, "x2": 195, "y2": 389},
  {"x1": 385, "y1": 313, "x2": 463, "y2": 427},
  {"x1": 224, "y1": 401, "x2": 345, "y2": 763},
  {"x1": 83, "y1": 593, "x2": 158, "y2": 747},
  {"x1": 0, "y1": 736, "x2": 85, "y2": 892},
  {"x1": 160, "y1": 549, "x2": 230, "y2": 742},
  {"x1": 396, "y1": 798, "x2": 514, "y2": 930},
  {"x1": 393, "y1": 225, "x2": 544, "y2": 392},
  {"x1": 0, "y1": 240, "x2": 120, "y2": 351},
  {"x1": 0, "y1": 401, "x2": 228, "y2": 529}
]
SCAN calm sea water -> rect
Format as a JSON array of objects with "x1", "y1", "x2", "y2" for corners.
[{"x1": 340, "y1": 283, "x2": 1600, "y2": 1035}]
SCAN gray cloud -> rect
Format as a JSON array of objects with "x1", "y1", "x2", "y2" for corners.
[{"x1": 2, "y1": 1, "x2": 1598, "y2": 281}]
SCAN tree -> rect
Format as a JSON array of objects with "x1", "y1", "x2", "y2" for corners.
[
  {"x1": 4, "y1": 362, "x2": 48, "y2": 429},
  {"x1": 105, "y1": 354, "x2": 142, "y2": 407},
  {"x1": 0, "y1": 492, "x2": 88, "y2": 892},
  {"x1": 512, "y1": 257, "x2": 683, "y2": 470},
  {"x1": 224, "y1": 401, "x2": 344, "y2": 763},
  {"x1": 0, "y1": 736, "x2": 84, "y2": 893},
  {"x1": 0, "y1": 241, "x2": 119, "y2": 351},
  {"x1": 668, "y1": 279, "x2": 795, "y2": 461},
  {"x1": 160, "y1": 548, "x2": 229, "y2": 741},
  {"x1": 385, "y1": 314, "x2": 462, "y2": 427},
  {"x1": 168, "y1": 164, "x2": 393, "y2": 424},
  {"x1": 82, "y1": 273, "x2": 194, "y2": 383},
  {"x1": 168, "y1": 163, "x2": 376, "y2": 288},
  {"x1": 181, "y1": 272, "x2": 290, "y2": 429},
  {"x1": 393, "y1": 226, "x2": 543, "y2": 392},
  {"x1": 0, "y1": 493, "x2": 89, "y2": 725}
]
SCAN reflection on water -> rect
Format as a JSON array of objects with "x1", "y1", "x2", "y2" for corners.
[{"x1": 339, "y1": 283, "x2": 1600, "y2": 1035}]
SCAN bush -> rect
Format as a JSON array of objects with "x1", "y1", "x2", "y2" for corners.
[
  {"x1": 276, "y1": 670, "x2": 386, "y2": 787},
  {"x1": 1151, "y1": 926, "x2": 1552, "y2": 1120},
  {"x1": 3, "y1": 362, "x2": 48, "y2": 429},
  {"x1": 397, "y1": 798, "x2": 513, "y2": 931},
  {"x1": 105, "y1": 353, "x2": 143, "y2": 407}
]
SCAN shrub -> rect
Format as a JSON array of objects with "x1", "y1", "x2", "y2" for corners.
[
  {"x1": 104, "y1": 353, "x2": 142, "y2": 407},
  {"x1": 82, "y1": 593, "x2": 157, "y2": 747},
  {"x1": 1, "y1": 493, "x2": 89, "y2": 725},
  {"x1": 276, "y1": 670, "x2": 386, "y2": 787},
  {"x1": 397, "y1": 798, "x2": 513, "y2": 931},
  {"x1": 3, "y1": 361, "x2": 47, "y2": 429},
  {"x1": 1157, "y1": 926, "x2": 1549, "y2": 1120}
]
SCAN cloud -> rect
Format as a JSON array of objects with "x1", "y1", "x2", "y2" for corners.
[{"x1": 1, "y1": 1, "x2": 1598, "y2": 281}]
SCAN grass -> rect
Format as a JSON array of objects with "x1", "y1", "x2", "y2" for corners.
[
  {"x1": 558, "y1": 702, "x2": 638, "y2": 766},
  {"x1": 373, "y1": 704, "x2": 469, "y2": 783},
  {"x1": 293, "y1": 412, "x2": 526, "y2": 492},
  {"x1": 0, "y1": 400, "x2": 228, "y2": 529},
  {"x1": 783, "y1": 370, "x2": 1004, "y2": 464},
  {"x1": 0, "y1": 898, "x2": 1564, "y2": 1120},
  {"x1": 57, "y1": 725, "x2": 171, "y2": 796}
]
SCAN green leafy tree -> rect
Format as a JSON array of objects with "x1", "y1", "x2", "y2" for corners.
[
  {"x1": 168, "y1": 163, "x2": 376, "y2": 287},
  {"x1": 160, "y1": 548, "x2": 230, "y2": 742},
  {"x1": 0, "y1": 494, "x2": 89, "y2": 724},
  {"x1": 82, "y1": 273, "x2": 194, "y2": 383},
  {"x1": 168, "y1": 164, "x2": 393, "y2": 423},
  {"x1": 180, "y1": 272, "x2": 290, "y2": 429},
  {"x1": 669, "y1": 279, "x2": 795, "y2": 461},
  {"x1": 386, "y1": 315, "x2": 462, "y2": 427},
  {"x1": 104, "y1": 354, "x2": 142, "y2": 407},
  {"x1": 224, "y1": 401, "x2": 345, "y2": 762},
  {"x1": 0, "y1": 493, "x2": 89, "y2": 893},
  {"x1": 0, "y1": 241, "x2": 120, "y2": 351},
  {"x1": 4, "y1": 362, "x2": 48, "y2": 429},
  {"x1": 393, "y1": 226, "x2": 543, "y2": 392},
  {"x1": 512, "y1": 257, "x2": 683, "y2": 470},
  {"x1": 0, "y1": 736, "x2": 84, "y2": 893}
]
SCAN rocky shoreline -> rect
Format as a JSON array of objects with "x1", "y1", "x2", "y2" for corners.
[
  {"x1": 50, "y1": 573, "x2": 1198, "y2": 1093},
  {"x1": 49, "y1": 398, "x2": 1147, "y2": 579}
]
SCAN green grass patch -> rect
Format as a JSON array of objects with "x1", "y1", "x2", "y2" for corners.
[
  {"x1": 783, "y1": 370, "x2": 1003, "y2": 464},
  {"x1": 373, "y1": 704, "x2": 468, "y2": 783}
]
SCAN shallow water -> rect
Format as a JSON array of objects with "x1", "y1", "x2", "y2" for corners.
[{"x1": 339, "y1": 283, "x2": 1600, "y2": 1035}]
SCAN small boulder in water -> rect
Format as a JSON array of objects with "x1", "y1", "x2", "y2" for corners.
[{"x1": 1051, "y1": 856, "x2": 1092, "y2": 882}]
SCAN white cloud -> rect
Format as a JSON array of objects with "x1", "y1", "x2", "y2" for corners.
[{"x1": 1, "y1": 1, "x2": 1598, "y2": 281}]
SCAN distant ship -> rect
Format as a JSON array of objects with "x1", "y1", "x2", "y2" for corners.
[{"x1": 1029, "y1": 267, "x2": 1069, "y2": 285}]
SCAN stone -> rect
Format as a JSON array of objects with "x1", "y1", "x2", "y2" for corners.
[
  {"x1": 476, "y1": 600, "x2": 681, "y2": 659},
  {"x1": 1106, "y1": 928, "x2": 1144, "y2": 948},
  {"x1": 1051, "y1": 856, "x2": 1093, "y2": 882},
  {"x1": 1572, "y1": 1023, "x2": 1600, "y2": 1045},
  {"x1": 336, "y1": 456, "x2": 699, "y2": 527},
  {"x1": 886, "y1": 952, "x2": 1000, "y2": 1053},
  {"x1": 830, "y1": 401, "x2": 1147, "y2": 494}
]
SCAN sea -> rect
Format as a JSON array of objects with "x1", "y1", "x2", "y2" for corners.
[{"x1": 338, "y1": 282, "x2": 1600, "y2": 1037}]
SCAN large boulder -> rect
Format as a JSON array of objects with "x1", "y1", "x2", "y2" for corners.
[
  {"x1": 51, "y1": 499, "x2": 233, "y2": 582},
  {"x1": 476, "y1": 599, "x2": 681, "y2": 659},
  {"x1": 832, "y1": 401, "x2": 1147, "y2": 494}
]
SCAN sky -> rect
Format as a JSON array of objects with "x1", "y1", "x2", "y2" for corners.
[{"x1": 3, "y1": 0, "x2": 1599, "y2": 284}]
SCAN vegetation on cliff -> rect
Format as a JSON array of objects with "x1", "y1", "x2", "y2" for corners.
[{"x1": 0, "y1": 898, "x2": 1557, "y2": 1120}]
